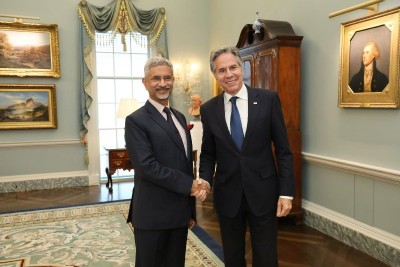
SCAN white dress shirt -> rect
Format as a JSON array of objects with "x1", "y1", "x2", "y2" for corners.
[{"x1": 224, "y1": 83, "x2": 248, "y2": 135}]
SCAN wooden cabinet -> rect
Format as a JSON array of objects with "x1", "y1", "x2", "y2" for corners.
[{"x1": 236, "y1": 19, "x2": 303, "y2": 224}]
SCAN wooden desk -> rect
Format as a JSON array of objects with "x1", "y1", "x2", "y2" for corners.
[{"x1": 105, "y1": 148, "x2": 198, "y2": 191}]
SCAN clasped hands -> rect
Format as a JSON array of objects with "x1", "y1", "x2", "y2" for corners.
[{"x1": 190, "y1": 178, "x2": 211, "y2": 201}]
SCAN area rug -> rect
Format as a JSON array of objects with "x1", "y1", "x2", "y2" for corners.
[{"x1": 0, "y1": 201, "x2": 223, "y2": 267}]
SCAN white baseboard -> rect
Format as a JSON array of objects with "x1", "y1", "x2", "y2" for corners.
[{"x1": 88, "y1": 173, "x2": 100, "y2": 185}]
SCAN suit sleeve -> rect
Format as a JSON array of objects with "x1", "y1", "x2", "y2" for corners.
[
  {"x1": 199, "y1": 105, "x2": 216, "y2": 187},
  {"x1": 270, "y1": 93, "x2": 295, "y2": 197}
]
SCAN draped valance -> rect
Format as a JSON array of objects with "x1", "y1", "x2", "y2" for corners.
[
  {"x1": 77, "y1": 0, "x2": 168, "y2": 164},
  {"x1": 78, "y1": 0, "x2": 167, "y2": 53}
]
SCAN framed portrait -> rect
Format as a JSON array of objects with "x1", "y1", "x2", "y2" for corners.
[
  {"x1": 0, "y1": 84, "x2": 57, "y2": 130},
  {"x1": 0, "y1": 21, "x2": 60, "y2": 78},
  {"x1": 338, "y1": 7, "x2": 400, "y2": 108}
]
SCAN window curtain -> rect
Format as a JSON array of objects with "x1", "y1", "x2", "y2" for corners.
[{"x1": 77, "y1": 0, "x2": 168, "y2": 164}]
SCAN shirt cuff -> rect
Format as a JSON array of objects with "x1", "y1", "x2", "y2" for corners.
[{"x1": 280, "y1": 195, "x2": 293, "y2": 200}]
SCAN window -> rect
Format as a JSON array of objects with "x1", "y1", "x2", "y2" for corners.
[{"x1": 95, "y1": 31, "x2": 149, "y2": 182}]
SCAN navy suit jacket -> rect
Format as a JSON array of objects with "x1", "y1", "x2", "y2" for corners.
[
  {"x1": 199, "y1": 86, "x2": 295, "y2": 218},
  {"x1": 125, "y1": 101, "x2": 195, "y2": 230}
]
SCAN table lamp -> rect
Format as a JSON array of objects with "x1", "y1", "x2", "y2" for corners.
[{"x1": 117, "y1": 98, "x2": 140, "y2": 119}]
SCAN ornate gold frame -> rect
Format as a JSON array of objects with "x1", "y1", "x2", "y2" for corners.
[
  {"x1": 213, "y1": 77, "x2": 223, "y2": 96},
  {"x1": 0, "y1": 22, "x2": 60, "y2": 78},
  {"x1": 338, "y1": 7, "x2": 399, "y2": 108},
  {"x1": 0, "y1": 84, "x2": 57, "y2": 130}
]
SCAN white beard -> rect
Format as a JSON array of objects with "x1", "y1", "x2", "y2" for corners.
[
  {"x1": 156, "y1": 91, "x2": 170, "y2": 100},
  {"x1": 155, "y1": 87, "x2": 171, "y2": 100}
]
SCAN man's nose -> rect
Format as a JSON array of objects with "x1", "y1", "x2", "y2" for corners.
[
  {"x1": 226, "y1": 69, "x2": 234, "y2": 77},
  {"x1": 159, "y1": 78, "x2": 168, "y2": 86}
]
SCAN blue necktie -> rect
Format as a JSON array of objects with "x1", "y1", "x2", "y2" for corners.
[{"x1": 230, "y1": 96, "x2": 244, "y2": 150}]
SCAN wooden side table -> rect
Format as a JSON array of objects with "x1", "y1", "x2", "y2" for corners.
[{"x1": 105, "y1": 148, "x2": 133, "y2": 191}]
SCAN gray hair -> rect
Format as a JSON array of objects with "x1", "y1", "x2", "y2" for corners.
[
  {"x1": 144, "y1": 57, "x2": 174, "y2": 76},
  {"x1": 209, "y1": 46, "x2": 243, "y2": 74},
  {"x1": 364, "y1": 41, "x2": 381, "y2": 60}
]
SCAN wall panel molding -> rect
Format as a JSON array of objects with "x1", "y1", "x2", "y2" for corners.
[
  {"x1": 302, "y1": 152, "x2": 400, "y2": 185},
  {"x1": 0, "y1": 139, "x2": 81, "y2": 148}
]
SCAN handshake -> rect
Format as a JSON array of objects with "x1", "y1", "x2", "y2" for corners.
[{"x1": 190, "y1": 178, "x2": 211, "y2": 201}]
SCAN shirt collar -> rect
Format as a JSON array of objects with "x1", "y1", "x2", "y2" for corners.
[
  {"x1": 148, "y1": 98, "x2": 170, "y2": 113},
  {"x1": 224, "y1": 83, "x2": 248, "y2": 104}
]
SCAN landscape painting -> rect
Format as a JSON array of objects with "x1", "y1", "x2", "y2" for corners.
[
  {"x1": 0, "y1": 84, "x2": 57, "y2": 130},
  {"x1": 0, "y1": 22, "x2": 60, "y2": 78}
]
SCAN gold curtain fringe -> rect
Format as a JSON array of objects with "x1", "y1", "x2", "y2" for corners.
[
  {"x1": 77, "y1": 7, "x2": 96, "y2": 42},
  {"x1": 149, "y1": 16, "x2": 166, "y2": 47}
]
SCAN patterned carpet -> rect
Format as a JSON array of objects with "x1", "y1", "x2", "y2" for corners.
[{"x1": 0, "y1": 201, "x2": 223, "y2": 267}]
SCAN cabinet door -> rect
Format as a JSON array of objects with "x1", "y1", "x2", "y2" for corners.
[
  {"x1": 255, "y1": 48, "x2": 278, "y2": 91},
  {"x1": 242, "y1": 54, "x2": 254, "y2": 87}
]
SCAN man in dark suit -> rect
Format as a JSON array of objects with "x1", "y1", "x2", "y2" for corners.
[
  {"x1": 199, "y1": 46, "x2": 295, "y2": 267},
  {"x1": 125, "y1": 57, "x2": 209, "y2": 267}
]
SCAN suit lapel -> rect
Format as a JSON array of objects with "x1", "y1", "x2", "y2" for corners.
[
  {"x1": 216, "y1": 94, "x2": 231, "y2": 138},
  {"x1": 171, "y1": 107, "x2": 193, "y2": 160},
  {"x1": 243, "y1": 87, "x2": 260, "y2": 152}
]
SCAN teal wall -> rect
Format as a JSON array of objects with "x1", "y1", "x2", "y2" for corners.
[
  {"x1": 1, "y1": 0, "x2": 399, "y2": 244},
  {"x1": 1, "y1": 0, "x2": 87, "y2": 175}
]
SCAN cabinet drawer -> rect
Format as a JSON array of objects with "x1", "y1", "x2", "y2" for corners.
[
  {"x1": 109, "y1": 150, "x2": 129, "y2": 159},
  {"x1": 110, "y1": 159, "x2": 130, "y2": 168}
]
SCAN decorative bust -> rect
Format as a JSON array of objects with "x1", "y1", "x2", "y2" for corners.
[
  {"x1": 252, "y1": 12, "x2": 263, "y2": 34},
  {"x1": 188, "y1": 94, "x2": 202, "y2": 117}
]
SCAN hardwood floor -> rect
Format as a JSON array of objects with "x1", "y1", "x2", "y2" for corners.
[{"x1": 0, "y1": 182, "x2": 389, "y2": 267}]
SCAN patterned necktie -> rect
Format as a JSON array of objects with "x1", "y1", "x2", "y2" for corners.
[
  {"x1": 163, "y1": 107, "x2": 180, "y2": 135},
  {"x1": 230, "y1": 96, "x2": 244, "y2": 150}
]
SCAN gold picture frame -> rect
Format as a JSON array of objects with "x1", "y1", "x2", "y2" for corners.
[
  {"x1": 213, "y1": 77, "x2": 223, "y2": 96},
  {"x1": 0, "y1": 84, "x2": 57, "y2": 130},
  {"x1": 338, "y1": 6, "x2": 400, "y2": 108},
  {"x1": 0, "y1": 21, "x2": 60, "y2": 78}
]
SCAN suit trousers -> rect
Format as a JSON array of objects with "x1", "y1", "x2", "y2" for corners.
[
  {"x1": 217, "y1": 195, "x2": 278, "y2": 267},
  {"x1": 134, "y1": 226, "x2": 188, "y2": 267}
]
